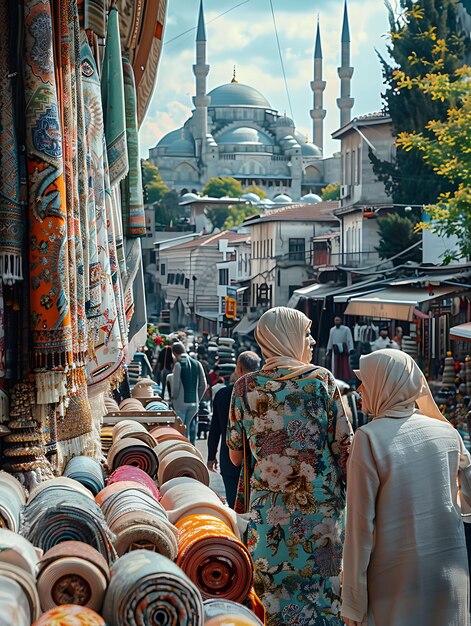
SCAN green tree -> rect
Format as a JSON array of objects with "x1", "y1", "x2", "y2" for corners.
[
  {"x1": 202, "y1": 176, "x2": 243, "y2": 199},
  {"x1": 395, "y1": 66, "x2": 471, "y2": 261},
  {"x1": 154, "y1": 190, "x2": 182, "y2": 229},
  {"x1": 222, "y1": 204, "x2": 260, "y2": 230},
  {"x1": 376, "y1": 213, "x2": 421, "y2": 266},
  {"x1": 244, "y1": 185, "x2": 267, "y2": 199},
  {"x1": 141, "y1": 160, "x2": 168, "y2": 204},
  {"x1": 370, "y1": 0, "x2": 466, "y2": 205},
  {"x1": 321, "y1": 182, "x2": 340, "y2": 201}
]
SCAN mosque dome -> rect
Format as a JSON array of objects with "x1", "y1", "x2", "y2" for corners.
[
  {"x1": 180, "y1": 192, "x2": 199, "y2": 202},
  {"x1": 217, "y1": 127, "x2": 273, "y2": 146},
  {"x1": 241, "y1": 192, "x2": 261, "y2": 203},
  {"x1": 208, "y1": 82, "x2": 271, "y2": 108},
  {"x1": 273, "y1": 194, "x2": 292, "y2": 204},
  {"x1": 301, "y1": 142, "x2": 322, "y2": 157},
  {"x1": 301, "y1": 192, "x2": 322, "y2": 203},
  {"x1": 166, "y1": 137, "x2": 195, "y2": 156},
  {"x1": 157, "y1": 127, "x2": 190, "y2": 148},
  {"x1": 275, "y1": 115, "x2": 295, "y2": 127}
]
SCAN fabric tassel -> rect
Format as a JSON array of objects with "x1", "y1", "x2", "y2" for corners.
[{"x1": 0, "y1": 253, "x2": 23, "y2": 285}]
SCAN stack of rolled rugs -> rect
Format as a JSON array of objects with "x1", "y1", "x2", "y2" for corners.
[{"x1": 0, "y1": 421, "x2": 264, "y2": 625}]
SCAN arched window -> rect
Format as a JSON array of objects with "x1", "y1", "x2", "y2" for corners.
[
  {"x1": 304, "y1": 165, "x2": 322, "y2": 183},
  {"x1": 239, "y1": 160, "x2": 266, "y2": 176}
]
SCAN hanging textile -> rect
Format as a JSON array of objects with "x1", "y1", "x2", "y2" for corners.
[
  {"x1": 121, "y1": 58, "x2": 145, "y2": 237},
  {"x1": 101, "y1": 4, "x2": 128, "y2": 187},
  {"x1": 24, "y1": 0, "x2": 73, "y2": 407},
  {"x1": 0, "y1": 1, "x2": 24, "y2": 285}
]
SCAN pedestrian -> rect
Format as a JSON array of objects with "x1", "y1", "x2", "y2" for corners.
[
  {"x1": 326, "y1": 316, "x2": 354, "y2": 381},
  {"x1": 153, "y1": 343, "x2": 174, "y2": 389},
  {"x1": 207, "y1": 351, "x2": 261, "y2": 509},
  {"x1": 393, "y1": 325, "x2": 404, "y2": 349},
  {"x1": 341, "y1": 349, "x2": 471, "y2": 626},
  {"x1": 208, "y1": 365, "x2": 221, "y2": 387},
  {"x1": 171, "y1": 342, "x2": 207, "y2": 445},
  {"x1": 227, "y1": 307, "x2": 352, "y2": 626},
  {"x1": 370, "y1": 325, "x2": 399, "y2": 351}
]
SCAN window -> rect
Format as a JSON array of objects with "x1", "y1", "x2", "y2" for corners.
[
  {"x1": 219, "y1": 268, "x2": 229, "y2": 285},
  {"x1": 167, "y1": 273, "x2": 175, "y2": 284},
  {"x1": 289, "y1": 238, "x2": 305, "y2": 261},
  {"x1": 352, "y1": 150, "x2": 356, "y2": 186},
  {"x1": 345, "y1": 151, "x2": 351, "y2": 185},
  {"x1": 356, "y1": 148, "x2": 361, "y2": 185},
  {"x1": 160, "y1": 263, "x2": 166, "y2": 275}
]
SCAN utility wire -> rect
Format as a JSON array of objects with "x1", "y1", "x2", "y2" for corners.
[
  {"x1": 164, "y1": 0, "x2": 252, "y2": 46},
  {"x1": 269, "y1": 0, "x2": 294, "y2": 119}
]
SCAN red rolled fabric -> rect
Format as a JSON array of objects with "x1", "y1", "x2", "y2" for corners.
[
  {"x1": 106, "y1": 466, "x2": 160, "y2": 500},
  {"x1": 175, "y1": 514, "x2": 253, "y2": 603}
]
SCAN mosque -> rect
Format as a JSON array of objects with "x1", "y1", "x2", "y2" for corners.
[{"x1": 149, "y1": 1, "x2": 355, "y2": 202}]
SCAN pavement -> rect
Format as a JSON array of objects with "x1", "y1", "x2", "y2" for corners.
[{"x1": 195, "y1": 434, "x2": 227, "y2": 500}]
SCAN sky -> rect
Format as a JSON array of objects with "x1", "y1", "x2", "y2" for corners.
[{"x1": 139, "y1": 0, "x2": 392, "y2": 159}]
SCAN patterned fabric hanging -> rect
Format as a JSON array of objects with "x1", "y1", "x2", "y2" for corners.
[
  {"x1": 0, "y1": 0, "x2": 24, "y2": 286},
  {"x1": 23, "y1": 0, "x2": 73, "y2": 380},
  {"x1": 101, "y1": 4, "x2": 128, "y2": 187}
]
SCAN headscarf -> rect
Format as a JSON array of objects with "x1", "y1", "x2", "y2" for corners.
[
  {"x1": 255, "y1": 307, "x2": 315, "y2": 377},
  {"x1": 355, "y1": 349, "x2": 447, "y2": 423}
]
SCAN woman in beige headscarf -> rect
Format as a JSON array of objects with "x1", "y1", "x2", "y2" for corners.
[
  {"x1": 227, "y1": 307, "x2": 353, "y2": 626},
  {"x1": 342, "y1": 349, "x2": 471, "y2": 626}
]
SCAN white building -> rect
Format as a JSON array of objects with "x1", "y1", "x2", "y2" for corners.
[{"x1": 148, "y1": 2, "x2": 359, "y2": 200}]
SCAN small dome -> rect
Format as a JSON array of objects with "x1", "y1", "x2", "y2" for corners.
[
  {"x1": 273, "y1": 194, "x2": 292, "y2": 204},
  {"x1": 275, "y1": 115, "x2": 295, "y2": 127},
  {"x1": 217, "y1": 126, "x2": 273, "y2": 146},
  {"x1": 208, "y1": 83, "x2": 271, "y2": 108},
  {"x1": 157, "y1": 127, "x2": 189, "y2": 148},
  {"x1": 301, "y1": 142, "x2": 322, "y2": 157},
  {"x1": 241, "y1": 192, "x2": 261, "y2": 203},
  {"x1": 301, "y1": 193, "x2": 322, "y2": 203},
  {"x1": 167, "y1": 137, "x2": 195, "y2": 156},
  {"x1": 180, "y1": 192, "x2": 199, "y2": 202}
]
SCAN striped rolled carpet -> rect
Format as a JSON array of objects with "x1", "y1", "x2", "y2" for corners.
[
  {"x1": 112, "y1": 419, "x2": 156, "y2": 449},
  {"x1": 102, "y1": 550, "x2": 204, "y2": 626},
  {"x1": 99, "y1": 488, "x2": 178, "y2": 559},
  {"x1": 106, "y1": 465, "x2": 161, "y2": 500},
  {"x1": 107, "y1": 437, "x2": 158, "y2": 477},
  {"x1": 37, "y1": 541, "x2": 110, "y2": 613},
  {"x1": 0, "y1": 576, "x2": 31, "y2": 626},
  {"x1": 0, "y1": 471, "x2": 26, "y2": 531},
  {"x1": 21, "y1": 481, "x2": 116, "y2": 565},
  {"x1": 203, "y1": 599, "x2": 264, "y2": 625},
  {"x1": 176, "y1": 514, "x2": 253, "y2": 602},
  {"x1": 63, "y1": 456, "x2": 105, "y2": 496},
  {"x1": 32, "y1": 604, "x2": 105, "y2": 625}
]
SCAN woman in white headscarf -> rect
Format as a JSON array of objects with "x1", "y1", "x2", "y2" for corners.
[
  {"x1": 341, "y1": 349, "x2": 471, "y2": 626},
  {"x1": 227, "y1": 307, "x2": 353, "y2": 626}
]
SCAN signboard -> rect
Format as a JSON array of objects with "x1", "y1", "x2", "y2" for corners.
[
  {"x1": 227, "y1": 287, "x2": 237, "y2": 299},
  {"x1": 225, "y1": 297, "x2": 237, "y2": 319}
]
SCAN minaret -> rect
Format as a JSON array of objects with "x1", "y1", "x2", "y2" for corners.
[
  {"x1": 192, "y1": 0, "x2": 210, "y2": 158},
  {"x1": 337, "y1": 0, "x2": 354, "y2": 127},
  {"x1": 310, "y1": 17, "x2": 326, "y2": 152}
]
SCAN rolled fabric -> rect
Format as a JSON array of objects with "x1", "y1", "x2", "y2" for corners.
[
  {"x1": 149, "y1": 426, "x2": 188, "y2": 444},
  {"x1": 95, "y1": 481, "x2": 155, "y2": 506},
  {"x1": 100, "y1": 489, "x2": 178, "y2": 560},
  {"x1": 0, "y1": 561, "x2": 40, "y2": 622},
  {"x1": 32, "y1": 604, "x2": 105, "y2": 625},
  {"x1": 0, "y1": 529, "x2": 41, "y2": 577},
  {"x1": 104, "y1": 397, "x2": 120, "y2": 413},
  {"x1": 176, "y1": 514, "x2": 253, "y2": 602},
  {"x1": 112, "y1": 419, "x2": 156, "y2": 448},
  {"x1": 160, "y1": 480, "x2": 241, "y2": 537},
  {"x1": 21, "y1": 486, "x2": 116, "y2": 565},
  {"x1": 158, "y1": 450, "x2": 210, "y2": 487},
  {"x1": 107, "y1": 437, "x2": 158, "y2": 477},
  {"x1": 28, "y1": 477, "x2": 95, "y2": 502},
  {"x1": 146, "y1": 400, "x2": 171, "y2": 411},
  {"x1": 100, "y1": 426, "x2": 114, "y2": 455},
  {"x1": 154, "y1": 440, "x2": 204, "y2": 463},
  {"x1": 159, "y1": 476, "x2": 199, "y2": 497},
  {"x1": 132, "y1": 379, "x2": 155, "y2": 399},
  {"x1": 0, "y1": 576, "x2": 31, "y2": 626},
  {"x1": 63, "y1": 456, "x2": 105, "y2": 496},
  {"x1": 37, "y1": 541, "x2": 110, "y2": 613},
  {"x1": 205, "y1": 616, "x2": 262, "y2": 626},
  {"x1": 203, "y1": 599, "x2": 264, "y2": 625},
  {"x1": 119, "y1": 398, "x2": 144, "y2": 412},
  {"x1": 102, "y1": 550, "x2": 204, "y2": 626},
  {"x1": 0, "y1": 471, "x2": 26, "y2": 531},
  {"x1": 106, "y1": 465, "x2": 161, "y2": 500}
]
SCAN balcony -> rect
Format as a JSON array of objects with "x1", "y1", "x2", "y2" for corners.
[{"x1": 322, "y1": 251, "x2": 380, "y2": 269}]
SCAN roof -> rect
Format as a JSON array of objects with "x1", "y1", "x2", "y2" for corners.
[
  {"x1": 314, "y1": 20, "x2": 322, "y2": 59},
  {"x1": 196, "y1": 0, "x2": 206, "y2": 42},
  {"x1": 208, "y1": 82, "x2": 272, "y2": 108},
  {"x1": 312, "y1": 232, "x2": 340, "y2": 241},
  {"x1": 450, "y1": 322, "x2": 471, "y2": 342},
  {"x1": 166, "y1": 230, "x2": 250, "y2": 251},
  {"x1": 244, "y1": 201, "x2": 340, "y2": 225},
  {"x1": 341, "y1": 0, "x2": 350, "y2": 43},
  {"x1": 332, "y1": 112, "x2": 391, "y2": 139}
]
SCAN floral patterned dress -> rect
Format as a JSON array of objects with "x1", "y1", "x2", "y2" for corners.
[{"x1": 227, "y1": 366, "x2": 352, "y2": 626}]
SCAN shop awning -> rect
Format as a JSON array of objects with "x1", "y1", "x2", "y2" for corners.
[
  {"x1": 344, "y1": 286, "x2": 457, "y2": 321},
  {"x1": 450, "y1": 322, "x2": 471, "y2": 341},
  {"x1": 196, "y1": 311, "x2": 219, "y2": 321},
  {"x1": 287, "y1": 283, "x2": 344, "y2": 308},
  {"x1": 232, "y1": 316, "x2": 258, "y2": 335}
]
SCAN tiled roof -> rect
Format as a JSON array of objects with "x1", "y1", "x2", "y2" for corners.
[
  {"x1": 244, "y1": 201, "x2": 339, "y2": 225},
  {"x1": 168, "y1": 230, "x2": 249, "y2": 251}
]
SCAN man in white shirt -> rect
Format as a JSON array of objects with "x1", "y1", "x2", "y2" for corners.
[
  {"x1": 371, "y1": 327, "x2": 399, "y2": 352},
  {"x1": 326, "y1": 316, "x2": 354, "y2": 381}
]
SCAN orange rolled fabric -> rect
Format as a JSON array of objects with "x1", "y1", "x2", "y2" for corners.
[
  {"x1": 176, "y1": 514, "x2": 253, "y2": 603},
  {"x1": 32, "y1": 604, "x2": 105, "y2": 625}
]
